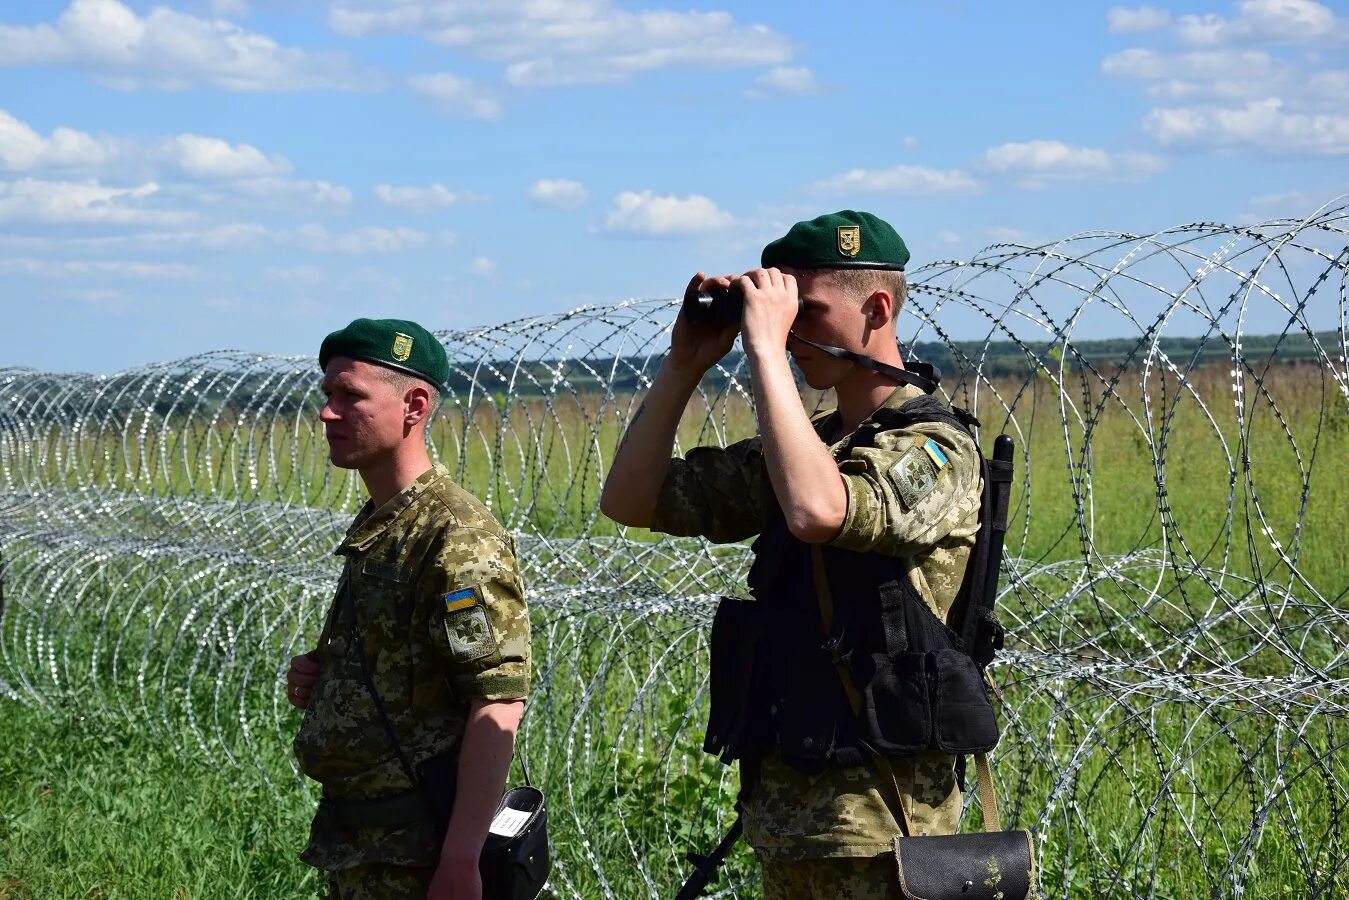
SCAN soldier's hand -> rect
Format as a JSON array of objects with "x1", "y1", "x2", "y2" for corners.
[
  {"x1": 738, "y1": 266, "x2": 799, "y2": 356},
  {"x1": 669, "y1": 271, "x2": 739, "y2": 373},
  {"x1": 286, "y1": 651, "x2": 321, "y2": 709}
]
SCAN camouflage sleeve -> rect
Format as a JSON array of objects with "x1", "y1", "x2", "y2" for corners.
[
  {"x1": 830, "y1": 421, "x2": 982, "y2": 557},
  {"x1": 422, "y1": 525, "x2": 531, "y2": 701},
  {"x1": 648, "y1": 436, "x2": 773, "y2": 544}
]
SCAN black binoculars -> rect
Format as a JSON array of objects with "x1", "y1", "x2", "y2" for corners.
[{"x1": 681, "y1": 282, "x2": 803, "y2": 326}]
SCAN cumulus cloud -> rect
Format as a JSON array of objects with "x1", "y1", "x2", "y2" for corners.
[
  {"x1": 0, "y1": 0, "x2": 374, "y2": 91},
  {"x1": 1144, "y1": 97, "x2": 1349, "y2": 154},
  {"x1": 1102, "y1": 2, "x2": 1347, "y2": 156},
  {"x1": 408, "y1": 73, "x2": 502, "y2": 119},
  {"x1": 373, "y1": 183, "x2": 464, "y2": 212},
  {"x1": 333, "y1": 1, "x2": 793, "y2": 88},
  {"x1": 528, "y1": 178, "x2": 588, "y2": 210},
  {"x1": 0, "y1": 178, "x2": 188, "y2": 224},
  {"x1": 164, "y1": 134, "x2": 290, "y2": 178},
  {"x1": 225, "y1": 176, "x2": 353, "y2": 210},
  {"x1": 295, "y1": 223, "x2": 430, "y2": 254},
  {"x1": 745, "y1": 66, "x2": 819, "y2": 98},
  {"x1": 472, "y1": 256, "x2": 495, "y2": 275},
  {"x1": 604, "y1": 191, "x2": 733, "y2": 235},
  {"x1": 1175, "y1": 0, "x2": 1344, "y2": 47},
  {"x1": 979, "y1": 140, "x2": 1165, "y2": 185},
  {"x1": 1108, "y1": 6, "x2": 1172, "y2": 33},
  {"x1": 810, "y1": 165, "x2": 979, "y2": 195},
  {"x1": 0, "y1": 110, "x2": 113, "y2": 171}
]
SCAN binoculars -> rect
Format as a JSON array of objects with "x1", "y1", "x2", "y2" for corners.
[{"x1": 681, "y1": 282, "x2": 803, "y2": 326}]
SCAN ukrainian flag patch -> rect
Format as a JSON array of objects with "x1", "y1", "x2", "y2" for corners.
[
  {"x1": 922, "y1": 438, "x2": 949, "y2": 470},
  {"x1": 443, "y1": 587, "x2": 478, "y2": 613}
]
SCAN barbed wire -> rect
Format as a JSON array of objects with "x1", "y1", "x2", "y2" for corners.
[{"x1": 2, "y1": 200, "x2": 1347, "y2": 897}]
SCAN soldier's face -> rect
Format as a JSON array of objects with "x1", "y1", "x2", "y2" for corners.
[
  {"x1": 319, "y1": 358, "x2": 409, "y2": 470},
  {"x1": 785, "y1": 273, "x2": 862, "y2": 390}
]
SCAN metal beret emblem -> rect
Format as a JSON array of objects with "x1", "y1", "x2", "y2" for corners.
[
  {"x1": 391, "y1": 332, "x2": 414, "y2": 362},
  {"x1": 837, "y1": 225, "x2": 861, "y2": 257}
]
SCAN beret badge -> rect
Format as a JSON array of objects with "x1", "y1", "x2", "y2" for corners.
[
  {"x1": 837, "y1": 225, "x2": 861, "y2": 257},
  {"x1": 392, "y1": 332, "x2": 414, "y2": 362}
]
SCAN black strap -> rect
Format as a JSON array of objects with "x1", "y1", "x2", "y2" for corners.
[{"x1": 787, "y1": 331, "x2": 940, "y2": 394}]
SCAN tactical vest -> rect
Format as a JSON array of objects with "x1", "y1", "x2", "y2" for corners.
[{"x1": 702, "y1": 396, "x2": 1003, "y2": 773}]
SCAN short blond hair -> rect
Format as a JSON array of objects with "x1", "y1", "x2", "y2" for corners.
[{"x1": 815, "y1": 268, "x2": 907, "y2": 321}]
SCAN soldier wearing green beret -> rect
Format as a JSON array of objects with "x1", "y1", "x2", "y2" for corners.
[
  {"x1": 603, "y1": 212, "x2": 982, "y2": 899},
  {"x1": 286, "y1": 318, "x2": 532, "y2": 900}
]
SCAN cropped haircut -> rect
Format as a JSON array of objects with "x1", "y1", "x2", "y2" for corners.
[
  {"x1": 817, "y1": 268, "x2": 908, "y2": 321},
  {"x1": 379, "y1": 367, "x2": 442, "y2": 413}
]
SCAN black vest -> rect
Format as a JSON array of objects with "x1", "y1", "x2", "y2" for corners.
[{"x1": 702, "y1": 396, "x2": 1000, "y2": 773}]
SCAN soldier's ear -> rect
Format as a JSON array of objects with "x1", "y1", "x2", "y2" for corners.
[
  {"x1": 404, "y1": 384, "x2": 432, "y2": 426},
  {"x1": 862, "y1": 290, "x2": 893, "y2": 329}
]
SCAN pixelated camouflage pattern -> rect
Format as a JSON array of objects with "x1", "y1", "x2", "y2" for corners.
[
  {"x1": 651, "y1": 385, "x2": 980, "y2": 859},
  {"x1": 294, "y1": 463, "x2": 531, "y2": 871},
  {"x1": 760, "y1": 852, "x2": 904, "y2": 900},
  {"x1": 324, "y1": 861, "x2": 435, "y2": 899}
]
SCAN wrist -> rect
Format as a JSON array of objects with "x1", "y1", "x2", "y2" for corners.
[
  {"x1": 744, "y1": 339, "x2": 789, "y2": 364},
  {"x1": 657, "y1": 355, "x2": 707, "y2": 386}
]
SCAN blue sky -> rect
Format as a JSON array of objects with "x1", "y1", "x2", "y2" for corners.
[{"x1": 1, "y1": 0, "x2": 1346, "y2": 373}]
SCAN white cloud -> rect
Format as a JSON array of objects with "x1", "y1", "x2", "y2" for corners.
[
  {"x1": 295, "y1": 223, "x2": 430, "y2": 254},
  {"x1": 164, "y1": 134, "x2": 290, "y2": 178},
  {"x1": 1175, "y1": 0, "x2": 1344, "y2": 47},
  {"x1": 810, "y1": 165, "x2": 980, "y2": 195},
  {"x1": 1108, "y1": 6, "x2": 1172, "y2": 33},
  {"x1": 1101, "y1": 47, "x2": 1279, "y2": 82},
  {"x1": 0, "y1": 257, "x2": 194, "y2": 278},
  {"x1": 472, "y1": 256, "x2": 495, "y2": 275},
  {"x1": 528, "y1": 178, "x2": 588, "y2": 209},
  {"x1": 979, "y1": 140, "x2": 1165, "y2": 185},
  {"x1": 0, "y1": 178, "x2": 188, "y2": 224},
  {"x1": 604, "y1": 190, "x2": 733, "y2": 235},
  {"x1": 746, "y1": 66, "x2": 818, "y2": 97},
  {"x1": 0, "y1": 110, "x2": 113, "y2": 171},
  {"x1": 374, "y1": 183, "x2": 463, "y2": 212},
  {"x1": 0, "y1": 0, "x2": 374, "y2": 91},
  {"x1": 1144, "y1": 97, "x2": 1349, "y2": 154},
  {"x1": 332, "y1": 1, "x2": 793, "y2": 88},
  {"x1": 409, "y1": 73, "x2": 502, "y2": 120},
  {"x1": 226, "y1": 176, "x2": 353, "y2": 209}
]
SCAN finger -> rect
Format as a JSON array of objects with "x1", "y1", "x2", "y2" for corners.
[
  {"x1": 684, "y1": 271, "x2": 706, "y2": 299},
  {"x1": 697, "y1": 273, "x2": 735, "y2": 291},
  {"x1": 292, "y1": 653, "x2": 321, "y2": 674}
]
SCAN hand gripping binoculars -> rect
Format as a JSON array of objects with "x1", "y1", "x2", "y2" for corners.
[{"x1": 681, "y1": 282, "x2": 803, "y2": 326}]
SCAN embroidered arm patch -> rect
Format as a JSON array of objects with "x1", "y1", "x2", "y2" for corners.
[
  {"x1": 889, "y1": 444, "x2": 941, "y2": 509},
  {"x1": 442, "y1": 586, "x2": 497, "y2": 662}
]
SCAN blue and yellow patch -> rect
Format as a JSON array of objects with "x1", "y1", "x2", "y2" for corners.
[
  {"x1": 443, "y1": 587, "x2": 479, "y2": 613},
  {"x1": 922, "y1": 438, "x2": 949, "y2": 470}
]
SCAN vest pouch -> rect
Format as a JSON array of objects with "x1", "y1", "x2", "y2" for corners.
[
  {"x1": 851, "y1": 650, "x2": 931, "y2": 755},
  {"x1": 771, "y1": 607, "x2": 847, "y2": 770},
  {"x1": 703, "y1": 596, "x2": 764, "y2": 764},
  {"x1": 930, "y1": 649, "x2": 999, "y2": 754}
]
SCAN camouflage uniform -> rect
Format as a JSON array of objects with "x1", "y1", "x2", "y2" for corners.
[
  {"x1": 650, "y1": 385, "x2": 982, "y2": 893},
  {"x1": 293, "y1": 463, "x2": 531, "y2": 893}
]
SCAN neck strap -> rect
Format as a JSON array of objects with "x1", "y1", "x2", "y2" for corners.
[{"x1": 787, "y1": 331, "x2": 940, "y2": 394}]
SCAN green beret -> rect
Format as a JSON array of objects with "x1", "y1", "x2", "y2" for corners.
[
  {"x1": 761, "y1": 210, "x2": 910, "y2": 271},
  {"x1": 318, "y1": 317, "x2": 448, "y2": 388}
]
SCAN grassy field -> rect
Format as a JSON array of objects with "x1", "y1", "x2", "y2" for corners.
[{"x1": 2, "y1": 360, "x2": 1346, "y2": 898}]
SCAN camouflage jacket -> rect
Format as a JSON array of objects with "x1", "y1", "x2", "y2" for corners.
[
  {"x1": 294, "y1": 463, "x2": 531, "y2": 870},
  {"x1": 650, "y1": 384, "x2": 982, "y2": 858}
]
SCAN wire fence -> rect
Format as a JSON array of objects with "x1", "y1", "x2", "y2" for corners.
[{"x1": 2, "y1": 200, "x2": 1347, "y2": 897}]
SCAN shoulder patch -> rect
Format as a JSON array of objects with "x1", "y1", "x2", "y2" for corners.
[
  {"x1": 890, "y1": 446, "x2": 940, "y2": 509},
  {"x1": 443, "y1": 591, "x2": 497, "y2": 663}
]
